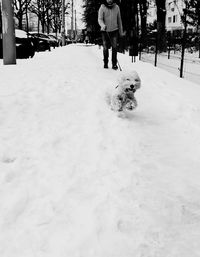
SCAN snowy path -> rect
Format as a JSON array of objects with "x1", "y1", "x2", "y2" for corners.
[{"x1": 1, "y1": 45, "x2": 200, "y2": 257}]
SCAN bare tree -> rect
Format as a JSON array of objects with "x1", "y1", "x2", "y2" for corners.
[
  {"x1": 29, "y1": 0, "x2": 66, "y2": 34},
  {"x1": 14, "y1": 0, "x2": 32, "y2": 29}
]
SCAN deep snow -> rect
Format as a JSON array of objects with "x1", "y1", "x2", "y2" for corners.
[{"x1": 1, "y1": 44, "x2": 200, "y2": 257}]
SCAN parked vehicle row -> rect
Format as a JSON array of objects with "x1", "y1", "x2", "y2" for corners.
[
  {"x1": 0, "y1": 29, "x2": 62, "y2": 59},
  {"x1": 28, "y1": 32, "x2": 51, "y2": 52},
  {"x1": 28, "y1": 32, "x2": 61, "y2": 50}
]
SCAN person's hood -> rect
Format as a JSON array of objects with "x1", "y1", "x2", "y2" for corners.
[{"x1": 104, "y1": 2, "x2": 116, "y2": 9}]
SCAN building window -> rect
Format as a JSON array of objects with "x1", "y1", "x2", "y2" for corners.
[
  {"x1": 168, "y1": 17, "x2": 172, "y2": 23},
  {"x1": 173, "y1": 15, "x2": 177, "y2": 23}
]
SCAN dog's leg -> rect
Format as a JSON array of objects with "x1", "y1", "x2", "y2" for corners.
[
  {"x1": 125, "y1": 97, "x2": 138, "y2": 110},
  {"x1": 111, "y1": 95, "x2": 124, "y2": 112}
]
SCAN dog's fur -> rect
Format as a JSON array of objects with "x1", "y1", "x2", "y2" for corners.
[{"x1": 109, "y1": 70, "x2": 141, "y2": 112}]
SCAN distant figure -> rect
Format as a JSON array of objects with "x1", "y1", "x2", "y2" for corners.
[
  {"x1": 98, "y1": 0, "x2": 124, "y2": 70},
  {"x1": 85, "y1": 35, "x2": 89, "y2": 44}
]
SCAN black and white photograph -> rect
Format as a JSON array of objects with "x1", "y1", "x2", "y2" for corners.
[{"x1": 0, "y1": 0, "x2": 200, "y2": 256}]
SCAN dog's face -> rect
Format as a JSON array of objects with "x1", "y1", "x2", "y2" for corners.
[
  {"x1": 110, "y1": 70, "x2": 141, "y2": 112},
  {"x1": 117, "y1": 71, "x2": 141, "y2": 94}
]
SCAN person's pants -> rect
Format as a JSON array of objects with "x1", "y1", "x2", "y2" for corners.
[{"x1": 101, "y1": 30, "x2": 118, "y2": 66}]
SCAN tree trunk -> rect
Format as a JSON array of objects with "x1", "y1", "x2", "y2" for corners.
[
  {"x1": 25, "y1": 1, "x2": 29, "y2": 32},
  {"x1": 18, "y1": 15, "x2": 23, "y2": 29},
  {"x1": 155, "y1": 0, "x2": 167, "y2": 52},
  {"x1": 1, "y1": 0, "x2": 16, "y2": 64},
  {"x1": 139, "y1": 0, "x2": 147, "y2": 49}
]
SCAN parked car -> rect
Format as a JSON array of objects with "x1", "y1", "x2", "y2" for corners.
[
  {"x1": 56, "y1": 35, "x2": 62, "y2": 46},
  {"x1": 47, "y1": 34, "x2": 59, "y2": 48},
  {"x1": 28, "y1": 32, "x2": 51, "y2": 52},
  {"x1": 65, "y1": 36, "x2": 72, "y2": 45},
  {"x1": 0, "y1": 29, "x2": 35, "y2": 59}
]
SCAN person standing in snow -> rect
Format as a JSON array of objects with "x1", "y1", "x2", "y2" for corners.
[{"x1": 98, "y1": 0, "x2": 124, "y2": 70}]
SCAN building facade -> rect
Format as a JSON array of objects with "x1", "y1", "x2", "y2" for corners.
[
  {"x1": 148, "y1": 0, "x2": 195, "y2": 33},
  {"x1": 166, "y1": 0, "x2": 184, "y2": 31}
]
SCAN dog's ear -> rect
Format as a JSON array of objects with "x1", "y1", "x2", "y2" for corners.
[{"x1": 117, "y1": 74, "x2": 127, "y2": 84}]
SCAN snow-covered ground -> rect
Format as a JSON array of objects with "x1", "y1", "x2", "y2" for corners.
[
  {"x1": 1, "y1": 44, "x2": 200, "y2": 257},
  {"x1": 141, "y1": 50, "x2": 200, "y2": 85}
]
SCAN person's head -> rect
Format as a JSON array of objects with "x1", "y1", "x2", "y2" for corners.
[{"x1": 106, "y1": 0, "x2": 114, "y2": 6}]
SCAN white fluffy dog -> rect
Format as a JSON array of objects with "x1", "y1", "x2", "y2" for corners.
[{"x1": 109, "y1": 70, "x2": 141, "y2": 112}]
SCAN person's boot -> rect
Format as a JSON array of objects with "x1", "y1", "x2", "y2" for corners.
[
  {"x1": 104, "y1": 63, "x2": 108, "y2": 69},
  {"x1": 112, "y1": 64, "x2": 118, "y2": 70}
]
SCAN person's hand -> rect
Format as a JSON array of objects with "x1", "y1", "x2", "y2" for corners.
[
  {"x1": 120, "y1": 31, "x2": 126, "y2": 37},
  {"x1": 101, "y1": 25, "x2": 106, "y2": 31}
]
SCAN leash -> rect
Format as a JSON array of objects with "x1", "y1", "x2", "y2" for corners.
[{"x1": 106, "y1": 31, "x2": 122, "y2": 71}]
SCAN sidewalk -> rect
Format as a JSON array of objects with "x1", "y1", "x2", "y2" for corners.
[{"x1": 1, "y1": 44, "x2": 200, "y2": 257}]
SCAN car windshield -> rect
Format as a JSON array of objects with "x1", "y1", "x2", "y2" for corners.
[
  {"x1": 49, "y1": 35, "x2": 56, "y2": 39},
  {"x1": 28, "y1": 33, "x2": 49, "y2": 39},
  {"x1": 39, "y1": 34, "x2": 49, "y2": 39}
]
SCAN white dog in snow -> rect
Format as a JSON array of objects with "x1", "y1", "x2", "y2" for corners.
[{"x1": 108, "y1": 70, "x2": 141, "y2": 112}]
